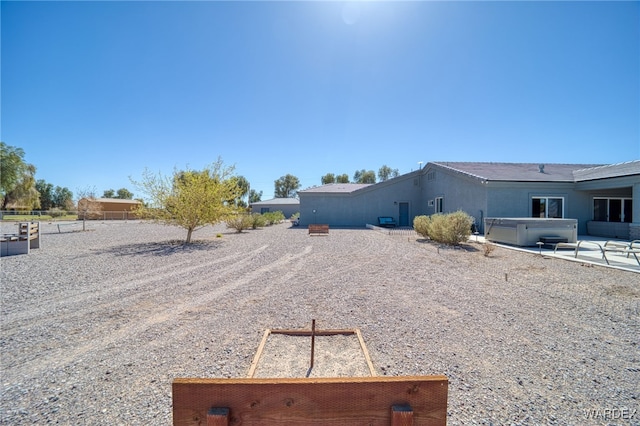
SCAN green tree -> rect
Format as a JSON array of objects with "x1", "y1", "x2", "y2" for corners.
[
  {"x1": 353, "y1": 169, "x2": 376, "y2": 184},
  {"x1": 249, "y1": 189, "x2": 262, "y2": 204},
  {"x1": 131, "y1": 159, "x2": 241, "y2": 243},
  {"x1": 1, "y1": 142, "x2": 38, "y2": 209},
  {"x1": 378, "y1": 165, "x2": 399, "y2": 181},
  {"x1": 274, "y1": 174, "x2": 300, "y2": 198},
  {"x1": 321, "y1": 173, "x2": 336, "y2": 185},
  {"x1": 5, "y1": 163, "x2": 40, "y2": 210},
  {"x1": 1, "y1": 142, "x2": 26, "y2": 205},
  {"x1": 103, "y1": 189, "x2": 116, "y2": 198},
  {"x1": 336, "y1": 174, "x2": 350, "y2": 183},
  {"x1": 116, "y1": 188, "x2": 133, "y2": 199},
  {"x1": 53, "y1": 186, "x2": 74, "y2": 209},
  {"x1": 228, "y1": 176, "x2": 249, "y2": 207},
  {"x1": 36, "y1": 179, "x2": 55, "y2": 210}
]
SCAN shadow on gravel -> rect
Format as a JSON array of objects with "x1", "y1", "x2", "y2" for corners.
[
  {"x1": 97, "y1": 239, "x2": 224, "y2": 257},
  {"x1": 415, "y1": 239, "x2": 481, "y2": 253}
]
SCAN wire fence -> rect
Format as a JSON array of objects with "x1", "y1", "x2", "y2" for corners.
[
  {"x1": 366, "y1": 224, "x2": 419, "y2": 237},
  {"x1": 0, "y1": 210, "x2": 139, "y2": 220}
]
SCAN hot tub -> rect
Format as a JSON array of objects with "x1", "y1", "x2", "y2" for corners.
[{"x1": 484, "y1": 218, "x2": 577, "y2": 247}]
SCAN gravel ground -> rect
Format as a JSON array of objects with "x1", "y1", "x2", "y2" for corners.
[{"x1": 1, "y1": 220, "x2": 639, "y2": 425}]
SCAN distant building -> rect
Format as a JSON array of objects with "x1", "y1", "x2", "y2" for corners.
[
  {"x1": 77, "y1": 198, "x2": 141, "y2": 220},
  {"x1": 250, "y1": 198, "x2": 300, "y2": 219},
  {"x1": 298, "y1": 161, "x2": 640, "y2": 240}
]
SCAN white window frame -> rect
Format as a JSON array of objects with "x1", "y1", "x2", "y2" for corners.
[
  {"x1": 435, "y1": 197, "x2": 444, "y2": 213},
  {"x1": 531, "y1": 196, "x2": 564, "y2": 218}
]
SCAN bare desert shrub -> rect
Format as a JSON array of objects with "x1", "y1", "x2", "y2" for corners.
[
  {"x1": 251, "y1": 213, "x2": 267, "y2": 229},
  {"x1": 226, "y1": 214, "x2": 253, "y2": 233},
  {"x1": 483, "y1": 242, "x2": 496, "y2": 257},
  {"x1": 262, "y1": 211, "x2": 285, "y2": 225}
]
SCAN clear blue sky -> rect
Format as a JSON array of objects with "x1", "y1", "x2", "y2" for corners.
[{"x1": 2, "y1": 1, "x2": 639, "y2": 201}]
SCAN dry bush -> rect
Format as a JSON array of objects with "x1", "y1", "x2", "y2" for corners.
[
  {"x1": 226, "y1": 214, "x2": 253, "y2": 233},
  {"x1": 413, "y1": 211, "x2": 474, "y2": 245},
  {"x1": 483, "y1": 242, "x2": 495, "y2": 257}
]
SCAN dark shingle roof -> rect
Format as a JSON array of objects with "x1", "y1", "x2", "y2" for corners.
[
  {"x1": 573, "y1": 160, "x2": 640, "y2": 181},
  {"x1": 431, "y1": 162, "x2": 603, "y2": 182}
]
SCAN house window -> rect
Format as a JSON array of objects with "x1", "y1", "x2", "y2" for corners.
[
  {"x1": 427, "y1": 171, "x2": 436, "y2": 181},
  {"x1": 593, "y1": 199, "x2": 608, "y2": 221},
  {"x1": 260, "y1": 207, "x2": 270, "y2": 214},
  {"x1": 593, "y1": 198, "x2": 632, "y2": 223},
  {"x1": 435, "y1": 197, "x2": 444, "y2": 213},
  {"x1": 532, "y1": 197, "x2": 564, "y2": 218}
]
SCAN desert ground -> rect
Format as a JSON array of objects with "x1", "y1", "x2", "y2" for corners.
[{"x1": 1, "y1": 221, "x2": 638, "y2": 425}]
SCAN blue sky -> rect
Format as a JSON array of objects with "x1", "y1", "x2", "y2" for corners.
[{"x1": 2, "y1": 1, "x2": 638, "y2": 201}]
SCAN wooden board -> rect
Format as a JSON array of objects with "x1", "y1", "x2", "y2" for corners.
[{"x1": 173, "y1": 376, "x2": 448, "y2": 425}]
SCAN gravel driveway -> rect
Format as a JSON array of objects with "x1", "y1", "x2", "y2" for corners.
[{"x1": 1, "y1": 221, "x2": 638, "y2": 425}]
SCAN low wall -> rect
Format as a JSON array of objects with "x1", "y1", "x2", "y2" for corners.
[{"x1": 586, "y1": 221, "x2": 630, "y2": 239}]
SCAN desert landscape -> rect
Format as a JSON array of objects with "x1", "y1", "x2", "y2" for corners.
[{"x1": 1, "y1": 221, "x2": 638, "y2": 425}]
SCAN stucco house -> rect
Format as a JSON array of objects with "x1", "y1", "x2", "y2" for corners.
[
  {"x1": 298, "y1": 160, "x2": 640, "y2": 240},
  {"x1": 250, "y1": 197, "x2": 300, "y2": 219}
]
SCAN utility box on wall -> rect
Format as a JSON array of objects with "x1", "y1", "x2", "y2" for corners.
[{"x1": 484, "y1": 218, "x2": 578, "y2": 247}]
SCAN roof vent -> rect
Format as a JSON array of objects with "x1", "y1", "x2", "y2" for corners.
[{"x1": 538, "y1": 164, "x2": 545, "y2": 173}]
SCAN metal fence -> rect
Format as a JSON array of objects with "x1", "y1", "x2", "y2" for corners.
[{"x1": 0, "y1": 210, "x2": 139, "y2": 220}]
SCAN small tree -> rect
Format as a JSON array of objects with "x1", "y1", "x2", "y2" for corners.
[
  {"x1": 76, "y1": 187, "x2": 103, "y2": 231},
  {"x1": 103, "y1": 189, "x2": 116, "y2": 198},
  {"x1": 131, "y1": 159, "x2": 241, "y2": 243}
]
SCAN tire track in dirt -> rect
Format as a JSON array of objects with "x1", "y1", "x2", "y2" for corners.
[
  {"x1": 1, "y1": 245, "x2": 270, "y2": 327},
  {"x1": 133, "y1": 231, "x2": 392, "y2": 363},
  {"x1": 208, "y1": 229, "x2": 394, "y2": 323},
  {"x1": 0, "y1": 244, "x2": 273, "y2": 371},
  {"x1": 3, "y1": 246, "x2": 315, "y2": 380}
]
